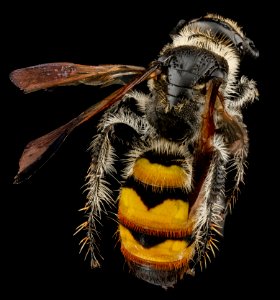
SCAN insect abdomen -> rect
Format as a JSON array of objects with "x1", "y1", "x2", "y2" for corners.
[{"x1": 118, "y1": 148, "x2": 195, "y2": 287}]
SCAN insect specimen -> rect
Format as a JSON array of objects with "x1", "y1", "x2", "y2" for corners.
[{"x1": 11, "y1": 14, "x2": 259, "y2": 288}]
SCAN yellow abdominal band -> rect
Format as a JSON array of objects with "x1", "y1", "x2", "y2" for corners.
[
  {"x1": 118, "y1": 188, "x2": 189, "y2": 236},
  {"x1": 133, "y1": 158, "x2": 188, "y2": 188},
  {"x1": 119, "y1": 225, "x2": 195, "y2": 269}
]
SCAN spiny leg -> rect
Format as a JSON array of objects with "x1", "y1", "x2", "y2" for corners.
[
  {"x1": 192, "y1": 141, "x2": 229, "y2": 270},
  {"x1": 76, "y1": 128, "x2": 118, "y2": 267},
  {"x1": 76, "y1": 103, "x2": 148, "y2": 268}
]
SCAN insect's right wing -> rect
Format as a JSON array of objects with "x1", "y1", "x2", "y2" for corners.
[{"x1": 11, "y1": 62, "x2": 161, "y2": 183}]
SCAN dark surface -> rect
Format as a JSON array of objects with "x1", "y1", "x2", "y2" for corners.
[{"x1": 1, "y1": 1, "x2": 274, "y2": 298}]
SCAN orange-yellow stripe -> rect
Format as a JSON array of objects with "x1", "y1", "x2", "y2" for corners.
[
  {"x1": 119, "y1": 225, "x2": 195, "y2": 267},
  {"x1": 133, "y1": 158, "x2": 189, "y2": 188},
  {"x1": 119, "y1": 187, "x2": 189, "y2": 234}
]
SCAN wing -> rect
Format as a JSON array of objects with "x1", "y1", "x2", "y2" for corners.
[
  {"x1": 10, "y1": 62, "x2": 146, "y2": 93},
  {"x1": 12, "y1": 62, "x2": 161, "y2": 183}
]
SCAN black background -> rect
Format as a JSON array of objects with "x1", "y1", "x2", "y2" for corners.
[{"x1": 1, "y1": 1, "x2": 275, "y2": 298}]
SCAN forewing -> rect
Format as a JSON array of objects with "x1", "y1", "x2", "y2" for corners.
[{"x1": 10, "y1": 62, "x2": 146, "y2": 93}]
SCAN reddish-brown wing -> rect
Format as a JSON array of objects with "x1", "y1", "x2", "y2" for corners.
[
  {"x1": 10, "y1": 62, "x2": 146, "y2": 93},
  {"x1": 12, "y1": 62, "x2": 161, "y2": 183}
]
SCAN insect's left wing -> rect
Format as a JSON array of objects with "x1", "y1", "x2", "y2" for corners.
[
  {"x1": 11, "y1": 62, "x2": 161, "y2": 183},
  {"x1": 10, "y1": 62, "x2": 147, "y2": 93}
]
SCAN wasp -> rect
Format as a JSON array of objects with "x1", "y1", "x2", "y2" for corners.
[{"x1": 10, "y1": 13, "x2": 259, "y2": 289}]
